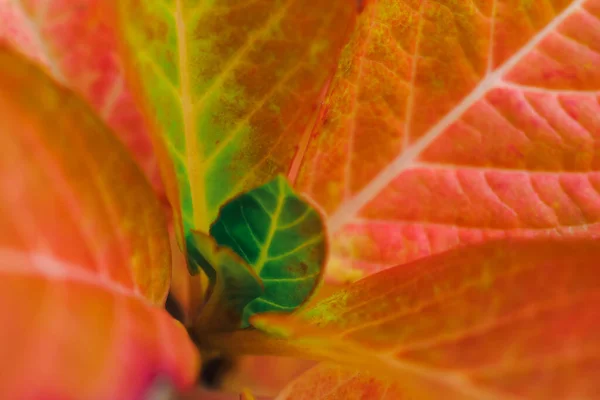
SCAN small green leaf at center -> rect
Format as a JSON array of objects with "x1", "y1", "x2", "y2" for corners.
[
  {"x1": 214, "y1": 175, "x2": 327, "y2": 326},
  {"x1": 187, "y1": 175, "x2": 326, "y2": 329}
]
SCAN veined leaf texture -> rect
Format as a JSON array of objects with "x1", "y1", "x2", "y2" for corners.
[
  {"x1": 296, "y1": 0, "x2": 600, "y2": 280},
  {"x1": 119, "y1": 0, "x2": 356, "y2": 235}
]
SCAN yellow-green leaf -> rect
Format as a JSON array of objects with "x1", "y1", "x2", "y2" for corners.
[{"x1": 118, "y1": 0, "x2": 356, "y2": 236}]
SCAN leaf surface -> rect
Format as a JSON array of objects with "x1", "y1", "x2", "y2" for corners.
[
  {"x1": 276, "y1": 363, "x2": 402, "y2": 400},
  {"x1": 254, "y1": 239, "x2": 600, "y2": 399},
  {"x1": 0, "y1": 47, "x2": 198, "y2": 399},
  {"x1": 296, "y1": 0, "x2": 600, "y2": 280},
  {"x1": 240, "y1": 389, "x2": 257, "y2": 400},
  {"x1": 0, "y1": 0, "x2": 162, "y2": 195},
  {"x1": 118, "y1": 0, "x2": 356, "y2": 233},
  {"x1": 222, "y1": 356, "x2": 314, "y2": 397},
  {"x1": 210, "y1": 175, "x2": 326, "y2": 324}
]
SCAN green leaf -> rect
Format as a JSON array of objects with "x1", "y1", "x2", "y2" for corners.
[
  {"x1": 210, "y1": 175, "x2": 326, "y2": 326},
  {"x1": 118, "y1": 0, "x2": 355, "y2": 235},
  {"x1": 187, "y1": 231, "x2": 263, "y2": 332}
]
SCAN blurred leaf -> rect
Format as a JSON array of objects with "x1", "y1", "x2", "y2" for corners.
[
  {"x1": 169, "y1": 227, "x2": 206, "y2": 326},
  {"x1": 222, "y1": 356, "x2": 314, "y2": 398},
  {"x1": 240, "y1": 389, "x2": 256, "y2": 400},
  {"x1": 0, "y1": 46, "x2": 198, "y2": 399},
  {"x1": 210, "y1": 175, "x2": 326, "y2": 326},
  {"x1": 0, "y1": 0, "x2": 163, "y2": 196},
  {"x1": 254, "y1": 239, "x2": 600, "y2": 399}
]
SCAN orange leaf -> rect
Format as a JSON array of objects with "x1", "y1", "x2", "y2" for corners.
[
  {"x1": 254, "y1": 239, "x2": 600, "y2": 399},
  {"x1": 0, "y1": 0, "x2": 163, "y2": 197},
  {"x1": 240, "y1": 389, "x2": 256, "y2": 400},
  {"x1": 0, "y1": 47, "x2": 198, "y2": 399},
  {"x1": 222, "y1": 356, "x2": 315, "y2": 397},
  {"x1": 296, "y1": 0, "x2": 600, "y2": 281},
  {"x1": 276, "y1": 363, "x2": 403, "y2": 400}
]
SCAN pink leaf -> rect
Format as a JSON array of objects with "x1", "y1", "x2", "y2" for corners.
[{"x1": 296, "y1": 0, "x2": 600, "y2": 281}]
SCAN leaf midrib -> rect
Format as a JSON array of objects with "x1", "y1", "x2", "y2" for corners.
[
  {"x1": 254, "y1": 179, "x2": 285, "y2": 274},
  {"x1": 175, "y1": 0, "x2": 208, "y2": 230},
  {"x1": 327, "y1": 0, "x2": 587, "y2": 233},
  {"x1": 175, "y1": 0, "x2": 297, "y2": 231}
]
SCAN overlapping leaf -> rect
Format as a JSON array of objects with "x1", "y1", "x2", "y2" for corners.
[
  {"x1": 188, "y1": 231, "x2": 263, "y2": 331},
  {"x1": 0, "y1": 47, "x2": 198, "y2": 399},
  {"x1": 255, "y1": 239, "x2": 600, "y2": 399},
  {"x1": 169, "y1": 227, "x2": 206, "y2": 325},
  {"x1": 296, "y1": 0, "x2": 600, "y2": 280},
  {"x1": 210, "y1": 175, "x2": 326, "y2": 324},
  {"x1": 118, "y1": 0, "x2": 356, "y2": 235},
  {"x1": 187, "y1": 176, "x2": 325, "y2": 330},
  {"x1": 0, "y1": 0, "x2": 162, "y2": 195}
]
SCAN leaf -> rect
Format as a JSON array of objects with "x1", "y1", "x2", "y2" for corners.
[
  {"x1": 0, "y1": 47, "x2": 198, "y2": 398},
  {"x1": 187, "y1": 231, "x2": 263, "y2": 331},
  {"x1": 0, "y1": 0, "x2": 163, "y2": 196},
  {"x1": 0, "y1": 0, "x2": 47, "y2": 66},
  {"x1": 221, "y1": 356, "x2": 315, "y2": 397},
  {"x1": 117, "y1": 0, "x2": 356, "y2": 234},
  {"x1": 240, "y1": 389, "x2": 257, "y2": 400},
  {"x1": 210, "y1": 175, "x2": 326, "y2": 325},
  {"x1": 169, "y1": 227, "x2": 206, "y2": 326},
  {"x1": 175, "y1": 389, "x2": 266, "y2": 400},
  {"x1": 275, "y1": 363, "x2": 402, "y2": 400},
  {"x1": 295, "y1": 0, "x2": 600, "y2": 281},
  {"x1": 253, "y1": 239, "x2": 600, "y2": 399}
]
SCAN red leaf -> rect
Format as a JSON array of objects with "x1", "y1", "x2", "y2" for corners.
[
  {"x1": 0, "y1": 47, "x2": 198, "y2": 399},
  {"x1": 295, "y1": 0, "x2": 600, "y2": 281}
]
